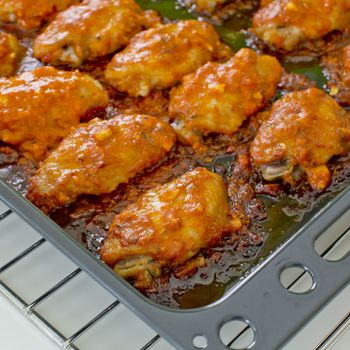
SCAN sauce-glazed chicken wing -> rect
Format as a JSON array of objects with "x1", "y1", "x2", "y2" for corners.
[
  {"x1": 27, "y1": 115, "x2": 176, "y2": 213},
  {"x1": 0, "y1": 0, "x2": 79, "y2": 30},
  {"x1": 0, "y1": 66, "x2": 108, "y2": 160},
  {"x1": 252, "y1": 0, "x2": 350, "y2": 51},
  {"x1": 0, "y1": 32, "x2": 23, "y2": 77},
  {"x1": 104, "y1": 20, "x2": 230, "y2": 97},
  {"x1": 100, "y1": 167, "x2": 241, "y2": 289},
  {"x1": 251, "y1": 88, "x2": 350, "y2": 190},
  {"x1": 169, "y1": 48, "x2": 282, "y2": 150},
  {"x1": 34, "y1": 0, "x2": 157, "y2": 67}
]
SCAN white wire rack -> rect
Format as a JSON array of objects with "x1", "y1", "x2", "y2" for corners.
[
  {"x1": 0, "y1": 202, "x2": 169, "y2": 350},
  {"x1": 0, "y1": 199, "x2": 349, "y2": 350}
]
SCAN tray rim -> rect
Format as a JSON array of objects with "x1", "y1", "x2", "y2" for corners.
[{"x1": 1, "y1": 179, "x2": 350, "y2": 350}]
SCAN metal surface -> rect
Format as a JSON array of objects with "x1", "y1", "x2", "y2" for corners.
[{"x1": 1, "y1": 178, "x2": 350, "y2": 350}]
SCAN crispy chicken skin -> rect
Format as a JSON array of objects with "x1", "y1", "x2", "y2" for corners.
[
  {"x1": 0, "y1": 0, "x2": 79, "y2": 30},
  {"x1": 34, "y1": 0, "x2": 158, "y2": 67},
  {"x1": 0, "y1": 66, "x2": 108, "y2": 160},
  {"x1": 104, "y1": 20, "x2": 230, "y2": 97},
  {"x1": 0, "y1": 32, "x2": 23, "y2": 77},
  {"x1": 250, "y1": 88, "x2": 350, "y2": 190},
  {"x1": 252, "y1": 0, "x2": 350, "y2": 51},
  {"x1": 169, "y1": 48, "x2": 282, "y2": 149},
  {"x1": 100, "y1": 167, "x2": 241, "y2": 288},
  {"x1": 27, "y1": 115, "x2": 176, "y2": 213}
]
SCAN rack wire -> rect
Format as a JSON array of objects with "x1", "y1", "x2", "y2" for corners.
[
  {"x1": 0, "y1": 202, "x2": 349, "y2": 350},
  {"x1": 0, "y1": 206, "x2": 165, "y2": 350}
]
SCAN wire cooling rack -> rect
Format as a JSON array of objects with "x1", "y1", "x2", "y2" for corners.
[
  {"x1": 0, "y1": 199, "x2": 349, "y2": 350},
  {"x1": 0, "y1": 202, "x2": 169, "y2": 350}
]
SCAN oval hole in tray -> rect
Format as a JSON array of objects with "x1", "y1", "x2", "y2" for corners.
[
  {"x1": 219, "y1": 318, "x2": 255, "y2": 349},
  {"x1": 280, "y1": 265, "x2": 316, "y2": 294},
  {"x1": 314, "y1": 209, "x2": 350, "y2": 261}
]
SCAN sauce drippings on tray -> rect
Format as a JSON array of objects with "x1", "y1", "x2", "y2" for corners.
[{"x1": 1, "y1": 0, "x2": 350, "y2": 309}]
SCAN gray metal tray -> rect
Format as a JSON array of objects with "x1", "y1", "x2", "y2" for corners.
[{"x1": 1, "y1": 178, "x2": 350, "y2": 350}]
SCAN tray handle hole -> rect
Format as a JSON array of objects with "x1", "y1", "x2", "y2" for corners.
[
  {"x1": 280, "y1": 265, "x2": 316, "y2": 294},
  {"x1": 193, "y1": 334, "x2": 208, "y2": 349},
  {"x1": 219, "y1": 318, "x2": 255, "y2": 349},
  {"x1": 314, "y1": 222, "x2": 350, "y2": 261}
]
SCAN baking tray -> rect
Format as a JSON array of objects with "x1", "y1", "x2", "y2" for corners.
[
  {"x1": 1, "y1": 1, "x2": 350, "y2": 349},
  {"x1": 1, "y1": 166, "x2": 350, "y2": 350}
]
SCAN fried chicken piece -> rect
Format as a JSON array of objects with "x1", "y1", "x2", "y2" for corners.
[
  {"x1": 104, "y1": 20, "x2": 231, "y2": 97},
  {"x1": 0, "y1": 32, "x2": 23, "y2": 77},
  {"x1": 322, "y1": 44, "x2": 350, "y2": 105},
  {"x1": 169, "y1": 48, "x2": 282, "y2": 150},
  {"x1": 100, "y1": 167, "x2": 242, "y2": 289},
  {"x1": 250, "y1": 88, "x2": 350, "y2": 190},
  {"x1": 0, "y1": 66, "x2": 108, "y2": 160},
  {"x1": 33, "y1": 0, "x2": 159, "y2": 67},
  {"x1": 252, "y1": 0, "x2": 350, "y2": 51},
  {"x1": 0, "y1": 0, "x2": 79, "y2": 30},
  {"x1": 27, "y1": 115, "x2": 176, "y2": 213}
]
